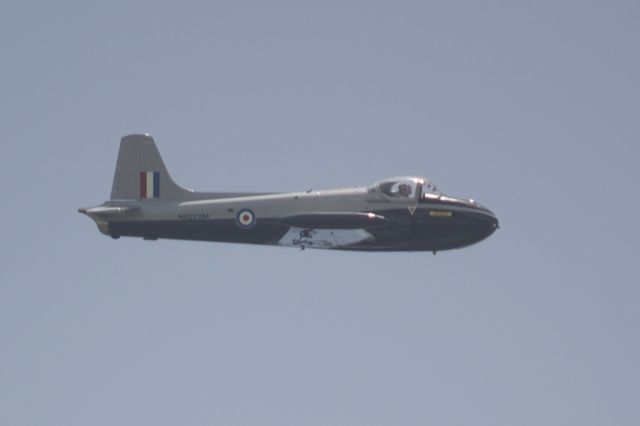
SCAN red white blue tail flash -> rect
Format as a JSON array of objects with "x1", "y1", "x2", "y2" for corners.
[{"x1": 139, "y1": 171, "x2": 160, "y2": 199}]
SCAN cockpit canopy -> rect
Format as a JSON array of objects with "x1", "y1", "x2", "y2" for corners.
[{"x1": 371, "y1": 176, "x2": 441, "y2": 201}]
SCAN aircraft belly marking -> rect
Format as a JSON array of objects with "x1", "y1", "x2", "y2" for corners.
[{"x1": 279, "y1": 228, "x2": 373, "y2": 249}]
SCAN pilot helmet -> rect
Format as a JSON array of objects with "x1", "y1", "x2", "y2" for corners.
[{"x1": 398, "y1": 183, "x2": 412, "y2": 195}]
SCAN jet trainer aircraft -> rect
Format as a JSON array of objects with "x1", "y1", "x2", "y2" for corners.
[{"x1": 80, "y1": 134, "x2": 498, "y2": 252}]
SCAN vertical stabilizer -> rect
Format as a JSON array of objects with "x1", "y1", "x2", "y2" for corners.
[{"x1": 110, "y1": 134, "x2": 187, "y2": 201}]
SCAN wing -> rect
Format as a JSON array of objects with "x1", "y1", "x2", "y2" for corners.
[{"x1": 279, "y1": 212, "x2": 385, "y2": 229}]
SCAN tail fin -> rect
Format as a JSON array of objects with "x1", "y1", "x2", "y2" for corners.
[{"x1": 110, "y1": 134, "x2": 189, "y2": 201}]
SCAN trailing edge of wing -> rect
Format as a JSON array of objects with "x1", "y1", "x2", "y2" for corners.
[{"x1": 279, "y1": 212, "x2": 386, "y2": 229}]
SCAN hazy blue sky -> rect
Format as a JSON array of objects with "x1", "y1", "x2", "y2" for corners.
[{"x1": 1, "y1": 1, "x2": 639, "y2": 425}]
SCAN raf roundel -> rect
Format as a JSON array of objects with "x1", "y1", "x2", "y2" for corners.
[{"x1": 236, "y1": 209, "x2": 256, "y2": 229}]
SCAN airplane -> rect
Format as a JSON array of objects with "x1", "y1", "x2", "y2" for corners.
[{"x1": 79, "y1": 134, "x2": 498, "y2": 252}]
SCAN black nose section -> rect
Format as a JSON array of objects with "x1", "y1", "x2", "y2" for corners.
[
  {"x1": 482, "y1": 207, "x2": 499, "y2": 228},
  {"x1": 453, "y1": 200, "x2": 499, "y2": 244},
  {"x1": 472, "y1": 207, "x2": 499, "y2": 240}
]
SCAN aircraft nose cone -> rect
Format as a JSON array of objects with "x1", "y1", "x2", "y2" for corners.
[
  {"x1": 438, "y1": 197, "x2": 499, "y2": 245},
  {"x1": 468, "y1": 204, "x2": 499, "y2": 241},
  {"x1": 490, "y1": 215, "x2": 499, "y2": 232},
  {"x1": 482, "y1": 207, "x2": 499, "y2": 229}
]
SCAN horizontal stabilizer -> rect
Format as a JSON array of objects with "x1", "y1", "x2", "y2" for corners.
[
  {"x1": 78, "y1": 206, "x2": 139, "y2": 217},
  {"x1": 279, "y1": 212, "x2": 385, "y2": 229}
]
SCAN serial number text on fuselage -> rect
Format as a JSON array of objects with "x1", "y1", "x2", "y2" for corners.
[{"x1": 178, "y1": 213, "x2": 210, "y2": 221}]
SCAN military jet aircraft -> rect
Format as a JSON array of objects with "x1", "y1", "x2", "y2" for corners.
[{"x1": 80, "y1": 134, "x2": 498, "y2": 252}]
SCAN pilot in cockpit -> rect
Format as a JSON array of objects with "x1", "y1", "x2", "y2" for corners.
[{"x1": 397, "y1": 183, "x2": 412, "y2": 197}]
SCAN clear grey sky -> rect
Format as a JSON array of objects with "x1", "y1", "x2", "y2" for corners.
[{"x1": 1, "y1": 1, "x2": 639, "y2": 425}]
